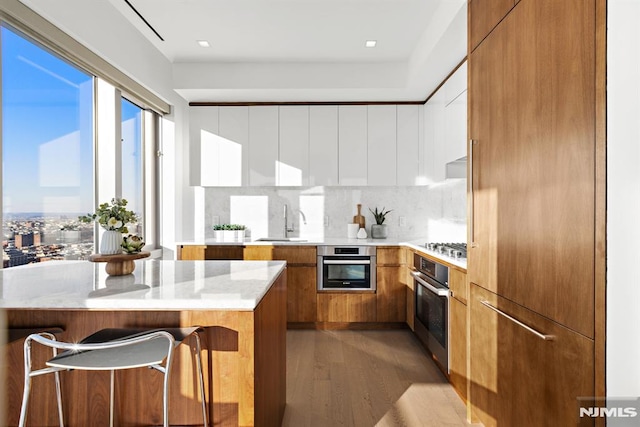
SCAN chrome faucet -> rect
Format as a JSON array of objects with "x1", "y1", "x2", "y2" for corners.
[{"x1": 284, "y1": 204, "x2": 294, "y2": 238}]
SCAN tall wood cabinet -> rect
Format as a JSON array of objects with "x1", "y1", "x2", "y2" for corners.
[{"x1": 468, "y1": 0, "x2": 604, "y2": 425}]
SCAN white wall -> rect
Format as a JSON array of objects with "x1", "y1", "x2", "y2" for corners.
[{"x1": 607, "y1": 0, "x2": 640, "y2": 401}]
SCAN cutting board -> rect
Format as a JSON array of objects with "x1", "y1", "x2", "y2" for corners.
[{"x1": 353, "y1": 204, "x2": 366, "y2": 229}]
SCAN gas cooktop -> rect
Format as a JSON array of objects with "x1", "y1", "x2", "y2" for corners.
[{"x1": 424, "y1": 242, "x2": 467, "y2": 260}]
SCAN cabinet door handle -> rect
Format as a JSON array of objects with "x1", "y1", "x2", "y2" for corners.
[
  {"x1": 323, "y1": 260, "x2": 370, "y2": 265},
  {"x1": 480, "y1": 300, "x2": 555, "y2": 341},
  {"x1": 469, "y1": 139, "x2": 477, "y2": 248}
]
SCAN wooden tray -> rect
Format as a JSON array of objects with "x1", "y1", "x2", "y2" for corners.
[{"x1": 88, "y1": 251, "x2": 151, "y2": 276}]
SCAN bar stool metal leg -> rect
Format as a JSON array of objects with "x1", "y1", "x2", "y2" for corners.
[
  {"x1": 194, "y1": 332, "x2": 208, "y2": 426},
  {"x1": 19, "y1": 332, "x2": 65, "y2": 427}
]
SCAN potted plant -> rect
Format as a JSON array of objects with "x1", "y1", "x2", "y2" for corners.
[
  {"x1": 213, "y1": 224, "x2": 225, "y2": 241},
  {"x1": 79, "y1": 198, "x2": 138, "y2": 255},
  {"x1": 214, "y1": 224, "x2": 247, "y2": 242},
  {"x1": 121, "y1": 234, "x2": 145, "y2": 254},
  {"x1": 369, "y1": 207, "x2": 392, "y2": 239},
  {"x1": 231, "y1": 224, "x2": 247, "y2": 242}
]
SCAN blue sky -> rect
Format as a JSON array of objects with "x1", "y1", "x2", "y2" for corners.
[{"x1": 2, "y1": 24, "x2": 94, "y2": 215}]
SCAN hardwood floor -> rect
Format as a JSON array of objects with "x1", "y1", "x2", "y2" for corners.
[{"x1": 282, "y1": 330, "x2": 476, "y2": 427}]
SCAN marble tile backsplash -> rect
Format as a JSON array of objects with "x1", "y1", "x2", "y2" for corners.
[{"x1": 203, "y1": 179, "x2": 467, "y2": 242}]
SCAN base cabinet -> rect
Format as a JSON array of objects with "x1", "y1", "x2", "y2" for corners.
[
  {"x1": 469, "y1": 284, "x2": 594, "y2": 427},
  {"x1": 376, "y1": 247, "x2": 407, "y2": 323},
  {"x1": 449, "y1": 269, "x2": 468, "y2": 403},
  {"x1": 244, "y1": 246, "x2": 317, "y2": 324}
]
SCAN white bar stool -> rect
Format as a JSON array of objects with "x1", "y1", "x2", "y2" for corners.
[{"x1": 19, "y1": 327, "x2": 208, "y2": 427}]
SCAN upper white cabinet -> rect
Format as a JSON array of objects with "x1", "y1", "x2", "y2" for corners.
[
  {"x1": 191, "y1": 84, "x2": 461, "y2": 187},
  {"x1": 218, "y1": 106, "x2": 249, "y2": 186},
  {"x1": 309, "y1": 106, "x2": 338, "y2": 186},
  {"x1": 338, "y1": 106, "x2": 368, "y2": 186},
  {"x1": 396, "y1": 105, "x2": 422, "y2": 186},
  {"x1": 367, "y1": 105, "x2": 397, "y2": 186},
  {"x1": 424, "y1": 61, "x2": 467, "y2": 183},
  {"x1": 249, "y1": 106, "x2": 278, "y2": 186},
  {"x1": 278, "y1": 106, "x2": 309, "y2": 186},
  {"x1": 190, "y1": 106, "x2": 219, "y2": 186}
]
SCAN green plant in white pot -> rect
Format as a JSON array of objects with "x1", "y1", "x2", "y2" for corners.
[{"x1": 369, "y1": 207, "x2": 392, "y2": 239}]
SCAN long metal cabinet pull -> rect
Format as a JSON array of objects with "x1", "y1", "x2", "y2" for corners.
[
  {"x1": 480, "y1": 300, "x2": 555, "y2": 341},
  {"x1": 469, "y1": 139, "x2": 477, "y2": 247}
]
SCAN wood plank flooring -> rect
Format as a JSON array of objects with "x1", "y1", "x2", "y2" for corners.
[{"x1": 282, "y1": 329, "x2": 477, "y2": 427}]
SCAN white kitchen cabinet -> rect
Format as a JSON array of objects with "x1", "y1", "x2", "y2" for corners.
[
  {"x1": 445, "y1": 90, "x2": 468, "y2": 165},
  {"x1": 338, "y1": 105, "x2": 368, "y2": 186},
  {"x1": 367, "y1": 105, "x2": 397, "y2": 186},
  {"x1": 218, "y1": 106, "x2": 249, "y2": 186},
  {"x1": 424, "y1": 90, "x2": 446, "y2": 183},
  {"x1": 190, "y1": 106, "x2": 219, "y2": 186},
  {"x1": 278, "y1": 106, "x2": 309, "y2": 186},
  {"x1": 423, "y1": 60, "x2": 467, "y2": 183},
  {"x1": 309, "y1": 106, "x2": 338, "y2": 186},
  {"x1": 249, "y1": 106, "x2": 278, "y2": 186},
  {"x1": 444, "y1": 61, "x2": 467, "y2": 106},
  {"x1": 396, "y1": 105, "x2": 422, "y2": 186}
]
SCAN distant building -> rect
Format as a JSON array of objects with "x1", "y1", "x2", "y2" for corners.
[{"x1": 15, "y1": 232, "x2": 41, "y2": 248}]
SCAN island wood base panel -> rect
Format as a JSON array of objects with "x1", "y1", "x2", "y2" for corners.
[
  {"x1": 287, "y1": 321, "x2": 408, "y2": 330},
  {"x1": 3, "y1": 273, "x2": 286, "y2": 427}
]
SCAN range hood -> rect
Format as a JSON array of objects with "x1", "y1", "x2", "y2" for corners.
[{"x1": 445, "y1": 156, "x2": 467, "y2": 179}]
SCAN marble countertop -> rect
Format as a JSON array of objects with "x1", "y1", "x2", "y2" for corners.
[
  {"x1": 176, "y1": 238, "x2": 467, "y2": 271},
  {"x1": 0, "y1": 259, "x2": 286, "y2": 311}
]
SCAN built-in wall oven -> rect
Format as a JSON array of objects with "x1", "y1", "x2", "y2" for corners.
[
  {"x1": 317, "y1": 246, "x2": 376, "y2": 291},
  {"x1": 412, "y1": 253, "x2": 450, "y2": 373}
]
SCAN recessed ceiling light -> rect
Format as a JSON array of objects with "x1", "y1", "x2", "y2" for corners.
[
  {"x1": 365, "y1": 40, "x2": 377, "y2": 48},
  {"x1": 197, "y1": 40, "x2": 210, "y2": 48}
]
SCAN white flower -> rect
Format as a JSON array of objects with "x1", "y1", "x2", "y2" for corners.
[{"x1": 107, "y1": 217, "x2": 123, "y2": 230}]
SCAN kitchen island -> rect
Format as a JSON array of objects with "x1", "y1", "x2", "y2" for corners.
[{"x1": 1, "y1": 259, "x2": 287, "y2": 427}]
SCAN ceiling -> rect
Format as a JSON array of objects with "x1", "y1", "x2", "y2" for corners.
[{"x1": 18, "y1": 0, "x2": 467, "y2": 103}]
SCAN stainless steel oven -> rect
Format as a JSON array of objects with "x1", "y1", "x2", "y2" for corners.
[
  {"x1": 412, "y1": 253, "x2": 450, "y2": 373},
  {"x1": 317, "y1": 246, "x2": 376, "y2": 291}
]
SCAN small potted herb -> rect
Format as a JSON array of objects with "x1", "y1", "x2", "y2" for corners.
[
  {"x1": 213, "y1": 224, "x2": 247, "y2": 242},
  {"x1": 369, "y1": 207, "x2": 392, "y2": 239}
]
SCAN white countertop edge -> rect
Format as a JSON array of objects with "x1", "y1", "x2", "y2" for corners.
[{"x1": 0, "y1": 260, "x2": 288, "y2": 311}]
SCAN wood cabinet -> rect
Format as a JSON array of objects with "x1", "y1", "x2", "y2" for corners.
[
  {"x1": 367, "y1": 105, "x2": 397, "y2": 186},
  {"x1": 244, "y1": 246, "x2": 317, "y2": 324},
  {"x1": 467, "y1": 0, "x2": 604, "y2": 424},
  {"x1": 309, "y1": 106, "x2": 339, "y2": 186},
  {"x1": 469, "y1": 0, "x2": 514, "y2": 52},
  {"x1": 338, "y1": 106, "x2": 368, "y2": 185},
  {"x1": 177, "y1": 245, "x2": 244, "y2": 260},
  {"x1": 316, "y1": 293, "x2": 377, "y2": 323},
  {"x1": 249, "y1": 106, "x2": 278, "y2": 186},
  {"x1": 449, "y1": 269, "x2": 468, "y2": 402},
  {"x1": 278, "y1": 106, "x2": 309, "y2": 186},
  {"x1": 376, "y1": 247, "x2": 407, "y2": 323},
  {"x1": 469, "y1": 0, "x2": 596, "y2": 338},
  {"x1": 469, "y1": 284, "x2": 594, "y2": 427}
]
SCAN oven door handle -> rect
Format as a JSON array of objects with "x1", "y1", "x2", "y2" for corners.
[
  {"x1": 323, "y1": 259, "x2": 371, "y2": 265},
  {"x1": 411, "y1": 271, "x2": 450, "y2": 297}
]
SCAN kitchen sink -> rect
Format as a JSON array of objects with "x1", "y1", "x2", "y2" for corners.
[{"x1": 254, "y1": 237, "x2": 307, "y2": 242}]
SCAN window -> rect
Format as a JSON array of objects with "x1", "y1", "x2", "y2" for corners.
[
  {"x1": 1, "y1": 23, "x2": 159, "y2": 268},
  {"x1": 1, "y1": 24, "x2": 94, "y2": 267},
  {"x1": 121, "y1": 97, "x2": 143, "y2": 236}
]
